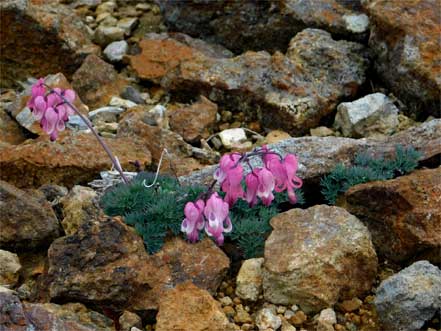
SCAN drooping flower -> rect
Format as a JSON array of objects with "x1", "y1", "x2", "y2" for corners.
[
  {"x1": 27, "y1": 78, "x2": 45, "y2": 110},
  {"x1": 245, "y1": 170, "x2": 259, "y2": 207},
  {"x1": 265, "y1": 153, "x2": 302, "y2": 204},
  {"x1": 215, "y1": 153, "x2": 244, "y2": 206},
  {"x1": 203, "y1": 193, "x2": 232, "y2": 245},
  {"x1": 256, "y1": 167, "x2": 275, "y2": 206},
  {"x1": 181, "y1": 199, "x2": 205, "y2": 243}
]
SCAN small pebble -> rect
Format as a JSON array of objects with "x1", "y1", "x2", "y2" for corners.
[
  {"x1": 339, "y1": 297, "x2": 362, "y2": 312},
  {"x1": 233, "y1": 297, "x2": 242, "y2": 305},
  {"x1": 223, "y1": 306, "x2": 235, "y2": 318},
  {"x1": 220, "y1": 296, "x2": 233, "y2": 306},
  {"x1": 235, "y1": 304, "x2": 252, "y2": 324},
  {"x1": 277, "y1": 306, "x2": 287, "y2": 314},
  {"x1": 289, "y1": 311, "x2": 307, "y2": 326}
]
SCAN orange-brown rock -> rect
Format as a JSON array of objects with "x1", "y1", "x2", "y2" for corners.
[
  {"x1": 0, "y1": 1, "x2": 99, "y2": 88},
  {"x1": 0, "y1": 132, "x2": 151, "y2": 188},
  {"x1": 0, "y1": 180, "x2": 60, "y2": 250},
  {"x1": 0, "y1": 109, "x2": 25, "y2": 146},
  {"x1": 47, "y1": 218, "x2": 229, "y2": 312},
  {"x1": 263, "y1": 205, "x2": 378, "y2": 313},
  {"x1": 364, "y1": 0, "x2": 441, "y2": 118},
  {"x1": 168, "y1": 96, "x2": 218, "y2": 143},
  {"x1": 342, "y1": 167, "x2": 441, "y2": 263},
  {"x1": 155, "y1": 282, "x2": 230, "y2": 331},
  {"x1": 72, "y1": 55, "x2": 128, "y2": 109}
]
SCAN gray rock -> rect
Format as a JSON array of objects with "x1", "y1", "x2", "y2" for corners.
[
  {"x1": 93, "y1": 25, "x2": 125, "y2": 46},
  {"x1": 334, "y1": 93, "x2": 399, "y2": 137},
  {"x1": 117, "y1": 17, "x2": 138, "y2": 36},
  {"x1": 121, "y1": 86, "x2": 144, "y2": 104},
  {"x1": 103, "y1": 40, "x2": 128, "y2": 62},
  {"x1": 67, "y1": 115, "x2": 90, "y2": 131},
  {"x1": 179, "y1": 119, "x2": 441, "y2": 188},
  {"x1": 219, "y1": 128, "x2": 248, "y2": 149},
  {"x1": 255, "y1": 307, "x2": 282, "y2": 331},
  {"x1": 235, "y1": 258, "x2": 264, "y2": 302},
  {"x1": 316, "y1": 308, "x2": 337, "y2": 331},
  {"x1": 263, "y1": 205, "x2": 378, "y2": 313},
  {"x1": 109, "y1": 96, "x2": 137, "y2": 109},
  {"x1": 0, "y1": 250, "x2": 21, "y2": 287},
  {"x1": 88, "y1": 106, "x2": 125, "y2": 122},
  {"x1": 374, "y1": 261, "x2": 441, "y2": 331}
]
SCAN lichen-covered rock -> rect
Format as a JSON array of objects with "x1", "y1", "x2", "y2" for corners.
[
  {"x1": 47, "y1": 219, "x2": 229, "y2": 311},
  {"x1": 0, "y1": 132, "x2": 151, "y2": 188},
  {"x1": 118, "y1": 311, "x2": 142, "y2": 331},
  {"x1": 364, "y1": 0, "x2": 441, "y2": 118},
  {"x1": 374, "y1": 261, "x2": 441, "y2": 331},
  {"x1": 235, "y1": 258, "x2": 264, "y2": 302},
  {"x1": 0, "y1": 180, "x2": 60, "y2": 250},
  {"x1": 159, "y1": 0, "x2": 369, "y2": 54},
  {"x1": 342, "y1": 167, "x2": 441, "y2": 264},
  {"x1": 130, "y1": 29, "x2": 368, "y2": 135},
  {"x1": 72, "y1": 54, "x2": 128, "y2": 109},
  {"x1": 254, "y1": 307, "x2": 282, "y2": 331},
  {"x1": 0, "y1": 0, "x2": 99, "y2": 88},
  {"x1": 334, "y1": 93, "x2": 399, "y2": 137},
  {"x1": 0, "y1": 250, "x2": 21, "y2": 287},
  {"x1": 263, "y1": 205, "x2": 378, "y2": 313},
  {"x1": 168, "y1": 96, "x2": 218, "y2": 143},
  {"x1": 60, "y1": 185, "x2": 100, "y2": 235},
  {"x1": 155, "y1": 282, "x2": 230, "y2": 331}
]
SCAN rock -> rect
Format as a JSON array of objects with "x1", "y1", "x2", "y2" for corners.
[
  {"x1": 155, "y1": 282, "x2": 230, "y2": 331},
  {"x1": 89, "y1": 106, "x2": 125, "y2": 122},
  {"x1": 72, "y1": 54, "x2": 127, "y2": 109},
  {"x1": 235, "y1": 258, "x2": 264, "y2": 302},
  {"x1": 60, "y1": 185, "x2": 100, "y2": 235},
  {"x1": 109, "y1": 96, "x2": 137, "y2": 109},
  {"x1": 364, "y1": 0, "x2": 441, "y2": 118},
  {"x1": 219, "y1": 128, "x2": 248, "y2": 150},
  {"x1": 179, "y1": 119, "x2": 441, "y2": 187},
  {"x1": 309, "y1": 126, "x2": 335, "y2": 137},
  {"x1": 338, "y1": 297, "x2": 362, "y2": 313},
  {"x1": 96, "y1": 1, "x2": 116, "y2": 15},
  {"x1": 117, "y1": 17, "x2": 138, "y2": 35},
  {"x1": 117, "y1": 110, "x2": 201, "y2": 176},
  {"x1": 155, "y1": 237, "x2": 230, "y2": 295},
  {"x1": 374, "y1": 261, "x2": 441, "y2": 331},
  {"x1": 93, "y1": 25, "x2": 125, "y2": 46},
  {"x1": 316, "y1": 308, "x2": 337, "y2": 331},
  {"x1": 0, "y1": 180, "x2": 60, "y2": 250},
  {"x1": 130, "y1": 30, "x2": 368, "y2": 135},
  {"x1": 234, "y1": 304, "x2": 252, "y2": 324},
  {"x1": 0, "y1": 0, "x2": 99, "y2": 88},
  {"x1": 265, "y1": 130, "x2": 292, "y2": 144},
  {"x1": 0, "y1": 109, "x2": 25, "y2": 146},
  {"x1": 158, "y1": 0, "x2": 369, "y2": 54},
  {"x1": 281, "y1": 320, "x2": 297, "y2": 331},
  {"x1": 103, "y1": 40, "x2": 129, "y2": 62},
  {"x1": 119, "y1": 311, "x2": 142, "y2": 331},
  {"x1": 0, "y1": 250, "x2": 21, "y2": 287},
  {"x1": 255, "y1": 307, "x2": 282, "y2": 331},
  {"x1": 47, "y1": 219, "x2": 228, "y2": 311},
  {"x1": 289, "y1": 310, "x2": 307, "y2": 326},
  {"x1": 0, "y1": 132, "x2": 151, "y2": 188},
  {"x1": 121, "y1": 86, "x2": 144, "y2": 105},
  {"x1": 0, "y1": 287, "x2": 115, "y2": 331},
  {"x1": 168, "y1": 96, "x2": 218, "y2": 143},
  {"x1": 263, "y1": 205, "x2": 378, "y2": 313},
  {"x1": 334, "y1": 93, "x2": 400, "y2": 137},
  {"x1": 342, "y1": 167, "x2": 441, "y2": 263},
  {"x1": 11, "y1": 73, "x2": 89, "y2": 136},
  {"x1": 219, "y1": 296, "x2": 233, "y2": 306}
]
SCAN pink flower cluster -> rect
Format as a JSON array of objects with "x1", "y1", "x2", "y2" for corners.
[
  {"x1": 27, "y1": 78, "x2": 76, "y2": 141},
  {"x1": 181, "y1": 146, "x2": 302, "y2": 245}
]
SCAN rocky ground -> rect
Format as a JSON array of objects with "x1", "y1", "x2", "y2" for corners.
[{"x1": 0, "y1": 0, "x2": 440, "y2": 331}]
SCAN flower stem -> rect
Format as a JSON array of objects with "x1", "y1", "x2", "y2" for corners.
[{"x1": 47, "y1": 87, "x2": 129, "y2": 184}]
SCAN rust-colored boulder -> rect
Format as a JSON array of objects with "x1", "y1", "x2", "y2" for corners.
[
  {"x1": 365, "y1": 0, "x2": 441, "y2": 118},
  {"x1": 263, "y1": 205, "x2": 378, "y2": 313},
  {"x1": 0, "y1": 0, "x2": 99, "y2": 88},
  {"x1": 168, "y1": 96, "x2": 218, "y2": 143},
  {"x1": 0, "y1": 132, "x2": 151, "y2": 188},
  {"x1": 0, "y1": 109, "x2": 25, "y2": 146},
  {"x1": 72, "y1": 54, "x2": 128, "y2": 109},
  {"x1": 342, "y1": 167, "x2": 441, "y2": 263},
  {"x1": 155, "y1": 282, "x2": 230, "y2": 331},
  {"x1": 0, "y1": 180, "x2": 60, "y2": 251}
]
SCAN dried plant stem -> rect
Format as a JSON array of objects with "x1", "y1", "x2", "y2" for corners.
[{"x1": 48, "y1": 87, "x2": 129, "y2": 184}]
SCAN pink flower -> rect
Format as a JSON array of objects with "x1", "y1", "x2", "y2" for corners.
[
  {"x1": 245, "y1": 168, "x2": 275, "y2": 207},
  {"x1": 27, "y1": 78, "x2": 45, "y2": 110},
  {"x1": 181, "y1": 199, "x2": 205, "y2": 243},
  {"x1": 203, "y1": 193, "x2": 232, "y2": 245},
  {"x1": 215, "y1": 153, "x2": 244, "y2": 206},
  {"x1": 266, "y1": 153, "x2": 302, "y2": 204}
]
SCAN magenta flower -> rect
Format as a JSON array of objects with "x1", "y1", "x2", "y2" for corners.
[
  {"x1": 203, "y1": 193, "x2": 232, "y2": 245},
  {"x1": 181, "y1": 199, "x2": 205, "y2": 243},
  {"x1": 214, "y1": 153, "x2": 244, "y2": 206},
  {"x1": 27, "y1": 79, "x2": 76, "y2": 141},
  {"x1": 266, "y1": 153, "x2": 302, "y2": 204},
  {"x1": 256, "y1": 167, "x2": 275, "y2": 206},
  {"x1": 245, "y1": 170, "x2": 259, "y2": 207}
]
